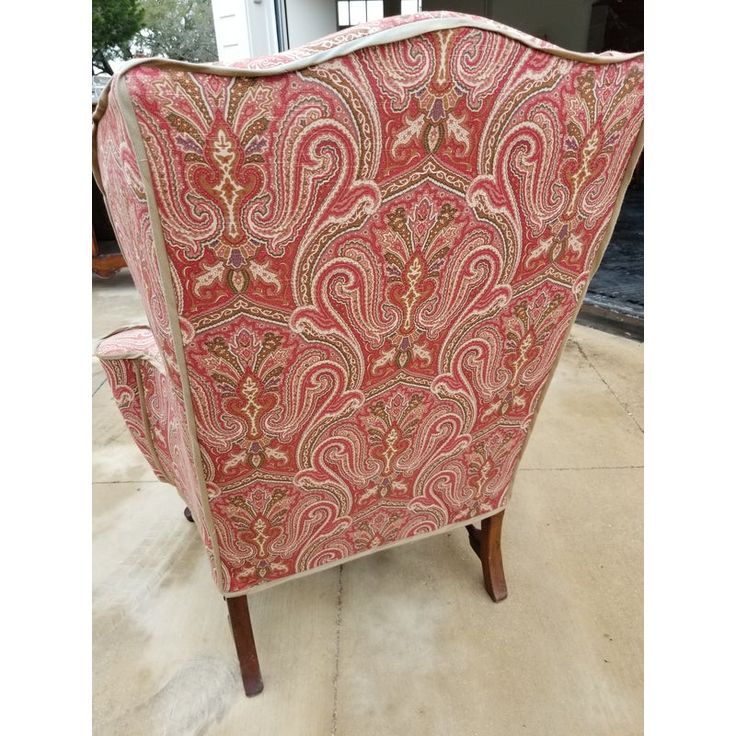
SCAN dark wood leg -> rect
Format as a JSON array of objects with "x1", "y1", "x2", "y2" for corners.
[
  {"x1": 226, "y1": 595, "x2": 264, "y2": 696},
  {"x1": 184, "y1": 506, "x2": 194, "y2": 523},
  {"x1": 465, "y1": 510, "x2": 508, "y2": 602}
]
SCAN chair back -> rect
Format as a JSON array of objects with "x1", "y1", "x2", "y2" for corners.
[{"x1": 93, "y1": 12, "x2": 644, "y2": 594}]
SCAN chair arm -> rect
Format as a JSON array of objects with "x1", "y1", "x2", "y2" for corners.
[
  {"x1": 95, "y1": 325, "x2": 165, "y2": 373},
  {"x1": 95, "y1": 325, "x2": 174, "y2": 485}
]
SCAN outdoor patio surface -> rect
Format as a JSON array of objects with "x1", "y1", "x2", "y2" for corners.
[{"x1": 92, "y1": 272, "x2": 643, "y2": 736}]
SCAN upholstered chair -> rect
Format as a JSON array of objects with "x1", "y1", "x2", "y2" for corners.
[{"x1": 93, "y1": 11, "x2": 643, "y2": 697}]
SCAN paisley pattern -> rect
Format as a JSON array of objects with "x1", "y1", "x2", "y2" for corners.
[{"x1": 94, "y1": 13, "x2": 644, "y2": 595}]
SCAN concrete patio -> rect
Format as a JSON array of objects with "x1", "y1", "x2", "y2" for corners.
[{"x1": 92, "y1": 272, "x2": 643, "y2": 736}]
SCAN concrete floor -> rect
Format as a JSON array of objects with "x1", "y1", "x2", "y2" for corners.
[{"x1": 93, "y1": 273, "x2": 643, "y2": 736}]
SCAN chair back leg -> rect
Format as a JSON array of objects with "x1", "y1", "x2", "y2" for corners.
[{"x1": 226, "y1": 595, "x2": 264, "y2": 696}]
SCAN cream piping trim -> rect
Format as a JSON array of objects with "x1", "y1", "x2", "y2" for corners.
[
  {"x1": 117, "y1": 74, "x2": 226, "y2": 591},
  {"x1": 92, "y1": 13, "x2": 642, "y2": 191},
  {"x1": 98, "y1": 323, "x2": 151, "y2": 339},
  {"x1": 95, "y1": 351, "x2": 165, "y2": 370},
  {"x1": 223, "y1": 505, "x2": 506, "y2": 598}
]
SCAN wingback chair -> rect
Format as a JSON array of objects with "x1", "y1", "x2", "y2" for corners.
[{"x1": 93, "y1": 11, "x2": 644, "y2": 697}]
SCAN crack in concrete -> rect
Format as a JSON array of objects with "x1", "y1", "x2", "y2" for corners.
[
  {"x1": 330, "y1": 564, "x2": 344, "y2": 736},
  {"x1": 92, "y1": 480, "x2": 162, "y2": 485},
  {"x1": 519, "y1": 465, "x2": 643, "y2": 471},
  {"x1": 573, "y1": 339, "x2": 644, "y2": 434},
  {"x1": 92, "y1": 378, "x2": 107, "y2": 396}
]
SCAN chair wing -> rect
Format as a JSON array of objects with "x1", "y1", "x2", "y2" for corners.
[{"x1": 93, "y1": 11, "x2": 644, "y2": 596}]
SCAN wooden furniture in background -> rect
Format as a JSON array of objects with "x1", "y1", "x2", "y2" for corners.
[
  {"x1": 93, "y1": 101, "x2": 127, "y2": 279},
  {"x1": 92, "y1": 223, "x2": 126, "y2": 278}
]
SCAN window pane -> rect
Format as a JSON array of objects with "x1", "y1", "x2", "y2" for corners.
[
  {"x1": 338, "y1": 1, "x2": 349, "y2": 26},
  {"x1": 401, "y1": 0, "x2": 418, "y2": 15},
  {"x1": 366, "y1": 1, "x2": 383, "y2": 21},
  {"x1": 350, "y1": 1, "x2": 366, "y2": 24}
]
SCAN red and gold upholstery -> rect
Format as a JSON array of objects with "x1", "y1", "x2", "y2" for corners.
[{"x1": 93, "y1": 11, "x2": 644, "y2": 597}]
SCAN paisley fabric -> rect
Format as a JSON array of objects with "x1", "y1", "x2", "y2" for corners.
[{"x1": 93, "y1": 12, "x2": 644, "y2": 595}]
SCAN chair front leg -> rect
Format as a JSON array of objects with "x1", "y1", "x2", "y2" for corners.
[
  {"x1": 465, "y1": 510, "x2": 508, "y2": 602},
  {"x1": 226, "y1": 595, "x2": 264, "y2": 696}
]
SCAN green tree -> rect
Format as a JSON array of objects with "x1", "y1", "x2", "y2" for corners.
[
  {"x1": 92, "y1": 0, "x2": 144, "y2": 74},
  {"x1": 136, "y1": 0, "x2": 218, "y2": 63}
]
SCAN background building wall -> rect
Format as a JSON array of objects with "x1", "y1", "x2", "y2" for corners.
[
  {"x1": 211, "y1": 0, "x2": 280, "y2": 61},
  {"x1": 284, "y1": 0, "x2": 337, "y2": 49},
  {"x1": 423, "y1": 0, "x2": 594, "y2": 52},
  {"x1": 492, "y1": 0, "x2": 593, "y2": 52}
]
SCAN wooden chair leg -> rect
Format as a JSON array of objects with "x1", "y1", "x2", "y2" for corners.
[
  {"x1": 465, "y1": 510, "x2": 508, "y2": 602},
  {"x1": 226, "y1": 595, "x2": 264, "y2": 696}
]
